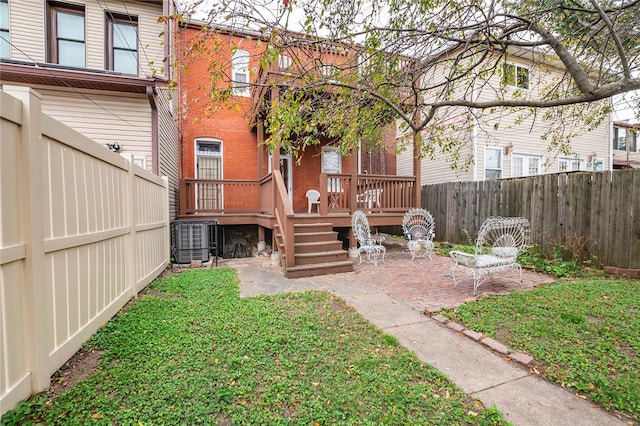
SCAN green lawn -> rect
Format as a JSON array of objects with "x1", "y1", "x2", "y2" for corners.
[
  {"x1": 3, "y1": 269, "x2": 506, "y2": 425},
  {"x1": 440, "y1": 279, "x2": 640, "y2": 422}
]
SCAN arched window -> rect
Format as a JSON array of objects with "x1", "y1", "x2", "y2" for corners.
[{"x1": 232, "y1": 49, "x2": 250, "y2": 97}]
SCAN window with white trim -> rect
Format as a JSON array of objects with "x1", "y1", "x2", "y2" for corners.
[
  {"x1": 613, "y1": 126, "x2": 637, "y2": 152},
  {"x1": 589, "y1": 158, "x2": 604, "y2": 172},
  {"x1": 106, "y1": 12, "x2": 138, "y2": 75},
  {"x1": 232, "y1": 49, "x2": 250, "y2": 97},
  {"x1": 512, "y1": 154, "x2": 542, "y2": 177},
  {"x1": 277, "y1": 54, "x2": 291, "y2": 70},
  {"x1": 484, "y1": 147, "x2": 502, "y2": 180},
  {"x1": 0, "y1": 0, "x2": 10, "y2": 59},
  {"x1": 322, "y1": 147, "x2": 342, "y2": 191},
  {"x1": 48, "y1": 2, "x2": 85, "y2": 67},
  {"x1": 558, "y1": 157, "x2": 585, "y2": 172},
  {"x1": 195, "y1": 138, "x2": 223, "y2": 210},
  {"x1": 502, "y1": 63, "x2": 529, "y2": 90}
]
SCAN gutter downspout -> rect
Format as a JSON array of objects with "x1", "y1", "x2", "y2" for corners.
[
  {"x1": 471, "y1": 67, "x2": 478, "y2": 181},
  {"x1": 146, "y1": 85, "x2": 159, "y2": 174}
]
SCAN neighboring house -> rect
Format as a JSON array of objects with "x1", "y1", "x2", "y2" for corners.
[
  {"x1": 612, "y1": 120, "x2": 640, "y2": 169},
  {"x1": 397, "y1": 48, "x2": 612, "y2": 184},
  {"x1": 0, "y1": 0, "x2": 179, "y2": 217},
  {"x1": 177, "y1": 22, "x2": 411, "y2": 277}
]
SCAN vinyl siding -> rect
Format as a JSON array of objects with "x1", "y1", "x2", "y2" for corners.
[
  {"x1": 8, "y1": 0, "x2": 44, "y2": 62},
  {"x1": 400, "y1": 50, "x2": 611, "y2": 183},
  {"x1": 35, "y1": 86, "x2": 153, "y2": 168},
  {"x1": 157, "y1": 87, "x2": 179, "y2": 219},
  {"x1": 6, "y1": 0, "x2": 164, "y2": 77}
]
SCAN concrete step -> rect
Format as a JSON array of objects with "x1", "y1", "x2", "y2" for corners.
[{"x1": 285, "y1": 260, "x2": 354, "y2": 278}]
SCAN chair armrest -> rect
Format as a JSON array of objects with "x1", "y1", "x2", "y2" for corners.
[{"x1": 450, "y1": 251, "x2": 476, "y2": 268}]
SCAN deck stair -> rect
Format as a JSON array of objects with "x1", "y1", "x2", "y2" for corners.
[{"x1": 278, "y1": 222, "x2": 353, "y2": 278}]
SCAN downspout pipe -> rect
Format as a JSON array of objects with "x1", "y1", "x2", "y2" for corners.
[{"x1": 146, "y1": 85, "x2": 159, "y2": 175}]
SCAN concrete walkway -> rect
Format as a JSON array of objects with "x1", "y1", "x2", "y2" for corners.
[{"x1": 225, "y1": 254, "x2": 627, "y2": 426}]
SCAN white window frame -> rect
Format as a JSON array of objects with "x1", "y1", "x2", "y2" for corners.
[
  {"x1": 232, "y1": 49, "x2": 250, "y2": 97},
  {"x1": 0, "y1": 0, "x2": 10, "y2": 59},
  {"x1": 558, "y1": 157, "x2": 585, "y2": 172},
  {"x1": 277, "y1": 54, "x2": 292, "y2": 70},
  {"x1": 502, "y1": 62, "x2": 530, "y2": 90},
  {"x1": 322, "y1": 147, "x2": 343, "y2": 191},
  {"x1": 511, "y1": 153, "x2": 543, "y2": 177},
  {"x1": 195, "y1": 138, "x2": 223, "y2": 210},
  {"x1": 589, "y1": 158, "x2": 605, "y2": 172},
  {"x1": 484, "y1": 147, "x2": 502, "y2": 180}
]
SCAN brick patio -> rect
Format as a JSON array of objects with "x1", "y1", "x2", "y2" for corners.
[{"x1": 350, "y1": 251, "x2": 556, "y2": 313}]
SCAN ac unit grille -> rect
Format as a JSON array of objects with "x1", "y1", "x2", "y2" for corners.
[{"x1": 172, "y1": 222, "x2": 210, "y2": 263}]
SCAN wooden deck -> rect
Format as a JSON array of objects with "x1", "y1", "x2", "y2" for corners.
[{"x1": 177, "y1": 172, "x2": 417, "y2": 278}]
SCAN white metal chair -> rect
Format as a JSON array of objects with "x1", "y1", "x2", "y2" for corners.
[
  {"x1": 450, "y1": 216, "x2": 530, "y2": 295},
  {"x1": 402, "y1": 208, "x2": 435, "y2": 260},
  {"x1": 351, "y1": 210, "x2": 386, "y2": 266},
  {"x1": 306, "y1": 189, "x2": 320, "y2": 213},
  {"x1": 356, "y1": 188, "x2": 382, "y2": 212}
]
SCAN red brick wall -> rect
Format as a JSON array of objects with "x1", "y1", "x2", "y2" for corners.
[
  {"x1": 178, "y1": 28, "x2": 263, "y2": 180},
  {"x1": 177, "y1": 27, "x2": 398, "y2": 212}
]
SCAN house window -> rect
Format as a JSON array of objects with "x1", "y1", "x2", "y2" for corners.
[
  {"x1": 0, "y1": 0, "x2": 9, "y2": 59},
  {"x1": 322, "y1": 147, "x2": 342, "y2": 191},
  {"x1": 512, "y1": 154, "x2": 542, "y2": 177},
  {"x1": 485, "y1": 147, "x2": 502, "y2": 180},
  {"x1": 48, "y1": 2, "x2": 85, "y2": 67},
  {"x1": 589, "y1": 158, "x2": 604, "y2": 172},
  {"x1": 195, "y1": 139, "x2": 223, "y2": 210},
  {"x1": 107, "y1": 13, "x2": 138, "y2": 75},
  {"x1": 558, "y1": 157, "x2": 585, "y2": 172},
  {"x1": 277, "y1": 54, "x2": 292, "y2": 70},
  {"x1": 502, "y1": 63, "x2": 529, "y2": 90},
  {"x1": 613, "y1": 127, "x2": 637, "y2": 152},
  {"x1": 232, "y1": 49, "x2": 250, "y2": 97}
]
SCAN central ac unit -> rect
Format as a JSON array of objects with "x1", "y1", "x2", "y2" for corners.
[{"x1": 171, "y1": 221, "x2": 210, "y2": 263}]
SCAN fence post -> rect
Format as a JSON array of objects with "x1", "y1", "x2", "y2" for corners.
[
  {"x1": 9, "y1": 86, "x2": 51, "y2": 392},
  {"x1": 124, "y1": 154, "x2": 137, "y2": 297},
  {"x1": 163, "y1": 176, "x2": 170, "y2": 264}
]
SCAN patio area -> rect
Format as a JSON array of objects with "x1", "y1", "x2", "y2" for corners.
[{"x1": 348, "y1": 251, "x2": 556, "y2": 313}]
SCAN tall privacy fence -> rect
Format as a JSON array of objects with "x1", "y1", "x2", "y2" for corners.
[
  {"x1": 1, "y1": 88, "x2": 170, "y2": 415},
  {"x1": 422, "y1": 169, "x2": 640, "y2": 269}
]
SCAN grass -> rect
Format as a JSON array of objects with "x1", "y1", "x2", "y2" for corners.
[
  {"x1": 2, "y1": 268, "x2": 507, "y2": 425},
  {"x1": 440, "y1": 279, "x2": 640, "y2": 422}
]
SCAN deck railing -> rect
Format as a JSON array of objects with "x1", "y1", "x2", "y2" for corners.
[
  {"x1": 179, "y1": 179, "x2": 261, "y2": 215},
  {"x1": 179, "y1": 174, "x2": 416, "y2": 216}
]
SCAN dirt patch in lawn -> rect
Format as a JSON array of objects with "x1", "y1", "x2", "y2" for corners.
[{"x1": 48, "y1": 348, "x2": 102, "y2": 398}]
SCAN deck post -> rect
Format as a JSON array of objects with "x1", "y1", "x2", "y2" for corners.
[
  {"x1": 258, "y1": 226, "x2": 265, "y2": 251},
  {"x1": 257, "y1": 118, "x2": 265, "y2": 177},
  {"x1": 349, "y1": 148, "x2": 358, "y2": 212},
  {"x1": 412, "y1": 114, "x2": 422, "y2": 208}
]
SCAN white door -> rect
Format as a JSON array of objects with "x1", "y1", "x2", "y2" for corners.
[{"x1": 269, "y1": 151, "x2": 293, "y2": 202}]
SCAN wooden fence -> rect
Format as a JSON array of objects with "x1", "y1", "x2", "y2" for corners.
[
  {"x1": 422, "y1": 170, "x2": 640, "y2": 269},
  {"x1": 1, "y1": 87, "x2": 170, "y2": 415}
]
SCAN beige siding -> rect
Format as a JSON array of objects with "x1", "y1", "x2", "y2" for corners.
[
  {"x1": 402, "y1": 51, "x2": 612, "y2": 182},
  {"x1": 157, "y1": 88, "x2": 179, "y2": 219},
  {"x1": 33, "y1": 86, "x2": 153, "y2": 169},
  {"x1": 7, "y1": 0, "x2": 45, "y2": 62},
  {"x1": 6, "y1": 0, "x2": 164, "y2": 77}
]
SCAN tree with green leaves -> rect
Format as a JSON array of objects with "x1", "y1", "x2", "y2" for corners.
[{"x1": 177, "y1": 0, "x2": 640, "y2": 164}]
